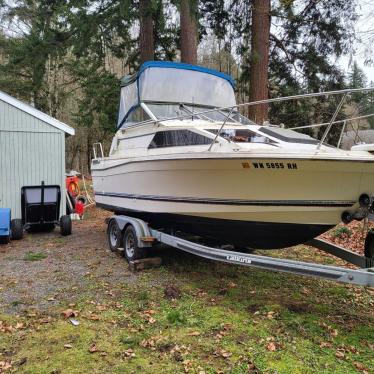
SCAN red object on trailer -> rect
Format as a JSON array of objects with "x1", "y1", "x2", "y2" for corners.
[
  {"x1": 66, "y1": 175, "x2": 80, "y2": 198},
  {"x1": 75, "y1": 200, "x2": 84, "y2": 216}
]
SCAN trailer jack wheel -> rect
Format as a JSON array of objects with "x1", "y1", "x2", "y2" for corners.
[
  {"x1": 107, "y1": 219, "x2": 122, "y2": 251},
  {"x1": 123, "y1": 225, "x2": 145, "y2": 261},
  {"x1": 364, "y1": 230, "x2": 374, "y2": 258},
  {"x1": 60, "y1": 215, "x2": 72, "y2": 236},
  {"x1": 11, "y1": 219, "x2": 23, "y2": 240}
]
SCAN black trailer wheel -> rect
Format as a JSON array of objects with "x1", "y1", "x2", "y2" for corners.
[
  {"x1": 107, "y1": 219, "x2": 122, "y2": 251},
  {"x1": 364, "y1": 230, "x2": 374, "y2": 258},
  {"x1": 123, "y1": 225, "x2": 145, "y2": 261},
  {"x1": 11, "y1": 219, "x2": 23, "y2": 240},
  {"x1": 60, "y1": 215, "x2": 72, "y2": 236},
  {"x1": 0, "y1": 235, "x2": 10, "y2": 245}
]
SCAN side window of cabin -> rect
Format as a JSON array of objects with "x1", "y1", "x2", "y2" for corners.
[{"x1": 149, "y1": 130, "x2": 211, "y2": 149}]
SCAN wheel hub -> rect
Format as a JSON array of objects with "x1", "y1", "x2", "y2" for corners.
[
  {"x1": 125, "y1": 233, "x2": 135, "y2": 257},
  {"x1": 110, "y1": 224, "x2": 118, "y2": 247}
]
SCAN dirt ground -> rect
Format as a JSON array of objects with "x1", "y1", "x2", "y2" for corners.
[
  {"x1": 0, "y1": 208, "x2": 137, "y2": 315},
  {"x1": 0, "y1": 207, "x2": 373, "y2": 373}
]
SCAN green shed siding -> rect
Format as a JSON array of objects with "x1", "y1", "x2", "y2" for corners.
[
  {"x1": 0, "y1": 98, "x2": 67, "y2": 219},
  {"x1": 0, "y1": 100, "x2": 57, "y2": 133}
]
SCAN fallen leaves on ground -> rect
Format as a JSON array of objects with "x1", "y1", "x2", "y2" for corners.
[
  {"x1": 319, "y1": 221, "x2": 374, "y2": 256},
  {"x1": 88, "y1": 344, "x2": 99, "y2": 353},
  {"x1": 353, "y1": 361, "x2": 369, "y2": 374},
  {"x1": 213, "y1": 348, "x2": 232, "y2": 359},
  {"x1": 61, "y1": 309, "x2": 78, "y2": 318},
  {"x1": 140, "y1": 309, "x2": 157, "y2": 324},
  {"x1": 140, "y1": 338, "x2": 155, "y2": 349},
  {"x1": 320, "y1": 342, "x2": 333, "y2": 348},
  {"x1": 123, "y1": 348, "x2": 136, "y2": 358},
  {"x1": 266, "y1": 342, "x2": 277, "y2": 352},
  {"x1": 164, "y1": 285, "x2": 182, "y2": 299},
  {"x1": 335, "y1": 349, "x2": 345, "y2": 359},
  {"x1": 0, "y1": 320, "x2": 26, "y2": 333},
  {"x1": 187, "y1": 331, "x2": 201, "y2": 336},
  {"x1": 0, "y1": 361, "x2": 12, "y2": 371}
]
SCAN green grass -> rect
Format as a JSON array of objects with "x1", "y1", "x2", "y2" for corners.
[
  {"x1": 1, "y1": 247, "x2": 373, "y2": 373},
  {"x1": 332, "y1": 226, "x2": 352, "y2": 238},
  {"x1": 23, "y1": 251, "x2": 48, "y2": 261}
]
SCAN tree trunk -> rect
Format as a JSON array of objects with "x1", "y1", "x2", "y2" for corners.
[
  {"x1": 248, "y1": 0, "x2": 270, "y2": 124},
  {"x1": 180, "y1": 0, "x2": 198, "y2": 64},
  {"x1": 139, "y1": 0, "x2": 155, "y2": 63}
]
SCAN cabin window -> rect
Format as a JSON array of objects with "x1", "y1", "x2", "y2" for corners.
[
  {"x1": 259, "y1": 127, "x2": 318, "y2": 144},
  {"x1": 149, "y1": 130, "x2": 211, "y2": 148},
  {"x1": 125, "y1": 107, "x2": 150, "y2": 124}
]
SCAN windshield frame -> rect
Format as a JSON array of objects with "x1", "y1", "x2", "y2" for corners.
[{"x1": 143, "y1": 102, "x2": 254, "y2": 125}]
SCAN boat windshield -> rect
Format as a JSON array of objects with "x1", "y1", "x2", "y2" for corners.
[
  {"x1": 206, "y1": 129, "x2": 276, "y2": 144},
  {"x1": 145, "y1": 103, "x2": 254, "y2": 125}
]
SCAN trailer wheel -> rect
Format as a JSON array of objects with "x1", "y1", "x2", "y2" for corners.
[
  {"x1": 123, "y1": 225, "x2": 145, "y2": 261},
  {"x1": 107, "y1": 219, "x2": 122, "y2": 251},
  {"x1": 60, "y1": 215, "x2": 72, "y2": 236},
  {"x1": 11, "y1": 219, "x2": 23, "y2": 240},
  {"x1": 364, "y1": 230, "x2": 374, "y2": 258}
]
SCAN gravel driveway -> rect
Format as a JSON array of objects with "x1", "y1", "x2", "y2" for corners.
[{"x1": 0, "y1": 208, "x2": 137, "y2": 314}]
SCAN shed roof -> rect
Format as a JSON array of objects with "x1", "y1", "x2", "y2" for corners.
[{"x1": 0, "y1": 90, "x2": 75, "y2": 135}]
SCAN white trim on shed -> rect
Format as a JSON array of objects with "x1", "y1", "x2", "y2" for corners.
[{"x1": 0, "y1": 90, "x2": 75, "y2": 135}]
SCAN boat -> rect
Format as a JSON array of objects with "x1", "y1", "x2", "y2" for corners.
[{"x1": 91, "y1": 61, "x2": 374, "y2": 249}]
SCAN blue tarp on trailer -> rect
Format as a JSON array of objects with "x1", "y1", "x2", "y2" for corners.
[{"x1": 0, "y1": 208, "x2": 11, "y2": 240}]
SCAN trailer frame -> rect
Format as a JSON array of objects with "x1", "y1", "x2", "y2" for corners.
[{"x1": 107, "y1": 215, "x2": 374, "y2": 287}]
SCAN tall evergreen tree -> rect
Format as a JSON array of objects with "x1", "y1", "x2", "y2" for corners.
[
  {"x1": 348, "y1": 62, "x2": 374, "y2": 128},
  {"x1": 139, "y1": 0, "x2": 155, "y2": 63},
  {"x1": 248, "y1": 0, "x2": 270, "y2": 124},
  {"x1": 180, "y1": 0, "x2": 198, "y2": 64}
]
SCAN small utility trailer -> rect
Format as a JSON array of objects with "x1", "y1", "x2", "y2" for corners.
[
  {"x1": 21, "y1": 182, "x2": 72, "y2": 236},
  {"x1": 106, "y1": 215, "x2": 374, "y2": 287}
]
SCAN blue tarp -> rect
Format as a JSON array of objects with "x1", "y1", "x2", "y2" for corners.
[{"x1": 0, "y1": 208, "x2": 11, "y2": 237}]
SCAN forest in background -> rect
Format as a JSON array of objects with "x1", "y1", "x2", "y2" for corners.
[{"x1": 1, "y1": 0, "x2": 374, "y2": 172}]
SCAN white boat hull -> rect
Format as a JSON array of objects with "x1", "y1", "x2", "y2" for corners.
[{"x1": 92, "y1": 155, "x2": 374, "y2": 248}]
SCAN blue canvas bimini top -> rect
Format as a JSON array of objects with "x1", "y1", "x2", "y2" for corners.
[
  {"x1": 118, "y1": 61, "x2": 237, "y2": 128},
  {"x1": 120, "y1": 61, "x2": 236, "y2": 88}
]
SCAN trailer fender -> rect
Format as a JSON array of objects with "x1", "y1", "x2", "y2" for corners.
[{"x1": 110, "y1": 216, "x2": 153, "y2": 248}]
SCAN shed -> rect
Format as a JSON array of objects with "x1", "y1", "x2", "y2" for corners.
[{"x1": 0, "y1": 91, "x2": 75, "y2": 220}]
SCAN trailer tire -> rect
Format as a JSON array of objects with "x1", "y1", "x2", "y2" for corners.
[
  {"x1": 60, "y1": 215, "x2": 72, "y2": 236},
  {"x1": 11, "y1": 219, "x2": 23, "y2": 240},
  {"x1": 364, "y1": 230, "x2": 374, "y2": 258},
  {"x1": 123, "y1": 225, "x2": 145, "y2": 261},
  {"x1": 107, "y1": 219, "x2": 122, "y2": 251}
]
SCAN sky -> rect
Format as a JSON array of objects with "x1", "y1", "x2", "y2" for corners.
[{"x1": 339, "y1": 0, "x2": 374, "y2": 83}]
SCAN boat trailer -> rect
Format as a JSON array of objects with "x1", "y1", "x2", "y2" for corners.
[{"x1": 106, "y1": 215, "x2": 374, "y2": 287}]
